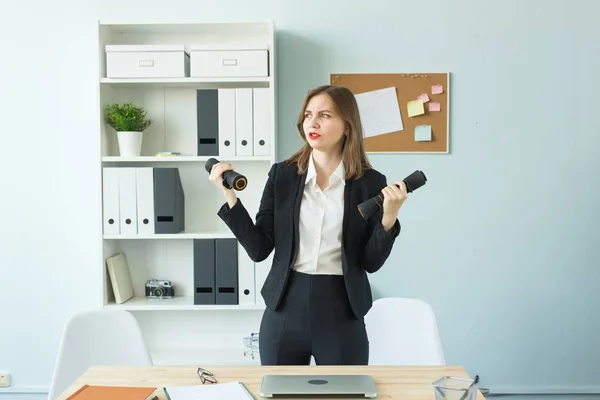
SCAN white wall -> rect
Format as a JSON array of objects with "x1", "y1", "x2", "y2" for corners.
[
  {"x1": 0, "y1": 0, "x2": 102, "y2": 396},
  {"x1": 2, "y1": 0, "x2": 600, "y2": 398}
]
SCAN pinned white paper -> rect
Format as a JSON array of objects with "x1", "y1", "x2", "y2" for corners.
[{"x1": 355, "y1": 87, "x2": 404, "y2": 138}]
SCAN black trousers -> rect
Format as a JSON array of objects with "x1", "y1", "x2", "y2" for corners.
[{"x1": 259, "y1": 270, "x2": 369, "y2": 365}]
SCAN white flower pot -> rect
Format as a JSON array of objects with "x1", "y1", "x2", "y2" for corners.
[{"x1": 117, "y1": 131, "x2": 143, "y2": 157}]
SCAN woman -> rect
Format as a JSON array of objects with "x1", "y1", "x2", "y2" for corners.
[{"x1": 209, "y1": 85, "x2": 408, "y2": 365}]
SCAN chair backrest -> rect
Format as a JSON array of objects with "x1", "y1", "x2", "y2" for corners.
[
  {"x1": 48, "y1": 309, "x2": 153, "y2": 400},
  {"x1": 365, "y1": 297, "x2": 445, "y2": 365}
]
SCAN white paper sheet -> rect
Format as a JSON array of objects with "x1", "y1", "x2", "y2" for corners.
[
  {"x1": 354, "y1": 87, "x2": 404, "y2": 138},
  {"x1": 164, "y1": 381, "x2": 254, "y2": 400}
]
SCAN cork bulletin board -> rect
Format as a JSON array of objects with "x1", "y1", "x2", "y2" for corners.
[{"x1": 330, "y1": 73, "x2": 450, "y2": 153}]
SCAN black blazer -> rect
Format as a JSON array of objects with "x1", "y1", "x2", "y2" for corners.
[{"x1": 217, "y1": 160, "x2": 400, "y2": 319}]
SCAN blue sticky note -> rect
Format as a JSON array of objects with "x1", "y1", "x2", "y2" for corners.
[{"x1": 415, "y1": 125, "x2": 432, "y2": 141}]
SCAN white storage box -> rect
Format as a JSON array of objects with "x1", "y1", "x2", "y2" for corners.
[
  {"x1": 105, "y1": 44, "x2": 190, "y2": 78},
  {"x1": 189, "y1": 45, "x2": 269, "y2": 78}
]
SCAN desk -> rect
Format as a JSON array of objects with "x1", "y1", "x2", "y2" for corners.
[{"x1": 57, "y1": 365, "x2": 485, "y2": 400}]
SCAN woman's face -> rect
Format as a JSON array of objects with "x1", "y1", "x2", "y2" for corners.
[{"x1": 302, "y1": 93, "x2": 346, "y2": 153}]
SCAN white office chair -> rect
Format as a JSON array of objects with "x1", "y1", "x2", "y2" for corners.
[
  {"x1": 365, "y1": 297, "x2": 445, "y2": 365},
  {"x1": 47, "y1": 309, "x2": 153, "y2": 400}
]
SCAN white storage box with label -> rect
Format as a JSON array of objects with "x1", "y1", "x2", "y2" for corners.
[
  {"x1": 106, "y1": 44, "x2": 190, "y2": 78},
  {"x1": 189, "y1": 45, "x2": 269, "y2": 78}
]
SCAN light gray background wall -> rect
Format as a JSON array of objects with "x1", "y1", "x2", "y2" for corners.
[{"x1": 1, "y1": 0, "x2": 599, "y2": 399}]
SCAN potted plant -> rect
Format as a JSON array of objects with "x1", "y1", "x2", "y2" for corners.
[{"x1": 104, "y1": 102, "x2": 152, "y2": 157}]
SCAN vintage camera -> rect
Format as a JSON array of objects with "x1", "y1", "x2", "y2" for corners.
[{"x1": 145, "y1": 279, "x2": 175, "y2": 299}]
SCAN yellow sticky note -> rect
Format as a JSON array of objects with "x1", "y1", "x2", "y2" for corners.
[{"x1": 407, "y1": 100, "x2": 425, "y2": 117}]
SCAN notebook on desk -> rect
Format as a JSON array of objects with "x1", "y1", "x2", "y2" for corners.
[
  {"x1": 164, "y1": 381, "x2": 255, "y2": 400},
  {"x1": 65, "y1": 385, "x2": 159, "y2": 400},
  {"x1": 260, "y1": 374, "x2": 377, "y2": 398}
]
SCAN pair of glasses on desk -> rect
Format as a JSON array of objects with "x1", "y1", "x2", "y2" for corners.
[{"x1": 197, "y1": 367, "x2": 217, "y2": 384}]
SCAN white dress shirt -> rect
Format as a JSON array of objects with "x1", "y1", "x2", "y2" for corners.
[{"x1": 292, "y1": 154, "x2": 345, "y2": 275}]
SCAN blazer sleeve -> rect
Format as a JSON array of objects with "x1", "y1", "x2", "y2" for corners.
[
  {"x1": 358, "y1": 173, "x2": 401, "y2": 273},
  {"x1": 216, "y1": 163, "x2": 276, "y2": 262}
]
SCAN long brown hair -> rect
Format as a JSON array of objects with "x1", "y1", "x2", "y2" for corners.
[{"x1": 285, "y1": 85, "x2": 372, "y2": 180}]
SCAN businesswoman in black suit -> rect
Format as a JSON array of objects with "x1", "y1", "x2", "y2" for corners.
[{"x1": 209, "y1": 85, "x2": 408, "y2": 366}]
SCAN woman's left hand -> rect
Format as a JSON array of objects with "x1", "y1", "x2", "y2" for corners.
[{"x1": 381, "y1": 181, "x2": 408, "y2": 231}]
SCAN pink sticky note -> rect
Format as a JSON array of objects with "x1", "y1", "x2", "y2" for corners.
[
  {"x1": 432, "y1": 84, "x2": 443, "y2": 95},
  {"x1": 418, "y1": 93, "x2": 430, "y2": 103},
  {"x1": 428, "y1": 102, "x2": 441, "y2": 112}
]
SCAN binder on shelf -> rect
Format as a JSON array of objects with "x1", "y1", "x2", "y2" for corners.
[
  {"x1": 196, "y1": 87, "x2": 266, "y2": 158},
  {"x1": 252, "y1": 88, "x2": 270, "y2": 156},
  {"x1": 118, "y1": 167, "x2": 138, "y2": 235},
  {"x1": 197, "y1": 88, "x2": 237, "y2": 157},
  {"x1": 194, "y1": 239, "x2": 216, "y2": 305},
  {"x1": 153, "y1": 167, "x2": 185, "y2": 234},
  {"x1": 196, "y1": 89, "x2": 219, "y2": 156},
  {"x1": 193, "y1": 238, "x2": 240, "y2": 305},
  {"x1": 235, "y1": 88, "x2": 253, "y2": 156},
  {"x1": 102, "y1": 167, "x2": 185, "y2": 235},
  {"x1": 135, "y1": 167, "x2": 155, "y2": 234},
  {"x1": 237, "y1": 245, "x2": 255, "y2": 306},
  {"x1": 102, "y1": 167, "x2": 120, "y2": 235},
  {"x1": 216, "y1": 238, "x2": 239, "y2": 305},
  {"x1": 218, "y1": 88, "x2": 236, "y2": 157}
]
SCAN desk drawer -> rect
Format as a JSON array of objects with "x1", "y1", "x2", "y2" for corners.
[{"x1": 190, "y1": 48, "x2": 269, "y2": 78}]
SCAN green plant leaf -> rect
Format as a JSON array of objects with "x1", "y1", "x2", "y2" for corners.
[{"x1": 104, "y1": 102, "x2": 152, "y2": 132}]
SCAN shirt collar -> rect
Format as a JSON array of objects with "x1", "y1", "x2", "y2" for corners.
[{"x1": 306, "y1": 153, "x2": 346, "y2": 187}]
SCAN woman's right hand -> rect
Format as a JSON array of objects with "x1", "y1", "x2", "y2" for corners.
[
  {"x1": 208, "y1": 162, "x2": 238, "y2": 207},
  {"x1": 209, "y1": 162, "x2": 233, "y2": 191}
]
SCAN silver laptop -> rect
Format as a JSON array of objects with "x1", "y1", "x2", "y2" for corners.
[{"x1": 260, "y1": 374, "x2": 377, "y2": 398}]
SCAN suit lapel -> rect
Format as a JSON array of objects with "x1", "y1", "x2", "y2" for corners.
[
  {"x1": 290, "y1": 169, "x2": 306, "y2": 268},
  {"x1": 342, "y1": 178, "x2": 352, "y2": 251},
  {"x1": 293, "y1": 171, "x2": 306, "y2": 221},
  {"x1": 344, "y1": 177, "x2": 368, "y2": 251}
]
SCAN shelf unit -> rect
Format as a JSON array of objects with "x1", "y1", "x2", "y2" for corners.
[
  {"x1": 97, "y1": 19, "x2": 276, "y2": 366},
  {"x1": 100, "y1": 77, "x2": 272, "y2": 88},
  {"x1": 101, "y1": 155, "x2": 272, "y2": 163},
  {"x1": 102, "y1": 231, "x2": 235, "y2": 240},
  {"x1": 104, "y1": 296, "x2": 265, "y2": 311}
]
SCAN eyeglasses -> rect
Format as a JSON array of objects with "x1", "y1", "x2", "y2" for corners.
[{"x1": 197, "y1": 367, "x2": 217, "y2": 384}]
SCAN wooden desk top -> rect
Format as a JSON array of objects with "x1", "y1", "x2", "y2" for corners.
[{"x1": 57, "y1": 365, "x2": 485, "y2": 400}]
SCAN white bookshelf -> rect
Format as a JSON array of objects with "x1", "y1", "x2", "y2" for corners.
[
  {"x1": 97, "y1": 19, "x2": 276, "y2": 366},
  {"x1": 101, "y1": 155, "x2": 272, "y2": 163},
  {"x1": 102, "y1": 231, "x2": 235, "y2": 240},
  {"x1": 104, "y1": 296, "x2": 265, "y2": 311},
  {"x1": 100, "y1": 77, "x2": 272, "y2": 88}
]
